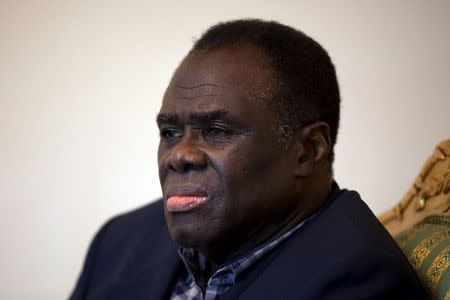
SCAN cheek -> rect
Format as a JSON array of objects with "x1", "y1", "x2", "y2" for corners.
[
  {"x1": 218, "y1": 143, "x2": 274, "y2": 200},
  {"x1": 157, "y1": 143, "x2": 170, "y2": 183},
  {"x1": 220, "y1": 139, "x2": 287, "y2": 212},
  {"x1": 229, "y1": 142, "x2": 280, "y2": 179}
]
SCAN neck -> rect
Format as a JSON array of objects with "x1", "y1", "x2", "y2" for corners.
[{"x1": 199, "y1": 176, "x2": 334, "y2": 267}]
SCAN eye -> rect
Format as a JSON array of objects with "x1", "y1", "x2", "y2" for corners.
[
  {"x1": 202, "y1": 126, "x2": 232, "y2": 138},
  {"x1": 159, "y1": 128, "x2": 183, "y2": 140}
]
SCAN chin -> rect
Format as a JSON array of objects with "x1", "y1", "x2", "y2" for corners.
[
  {"x1": 169, "y1": 228, "x2": 196, "y2": 248},
  {"x1": 166, "y1": 216, "x2": 211, "y2": 249}
]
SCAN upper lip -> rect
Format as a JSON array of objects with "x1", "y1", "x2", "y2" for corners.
[{"x1": 165, "y1": 185, "x2": 208, "y2": 198}]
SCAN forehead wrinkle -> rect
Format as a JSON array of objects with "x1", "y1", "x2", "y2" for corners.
[{"x1": 173, "y1": 84, "x2": 222, "y2": 100}]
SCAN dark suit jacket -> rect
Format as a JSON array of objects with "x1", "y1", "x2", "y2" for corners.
[{"x1": 70, "y1": 189, "x2": 427, "y2": 299}]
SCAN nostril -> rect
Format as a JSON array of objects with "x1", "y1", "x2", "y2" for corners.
[
  {"x1": 164, "y1": 156, "x2": 177, "y2": 171},
  {"x1": 165, "y1": 143, "x2": 207, "y2": 173}
]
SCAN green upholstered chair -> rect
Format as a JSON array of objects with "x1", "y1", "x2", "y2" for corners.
[{"x1": 380, "y1": 140, "x2": 450, "y2": 299}]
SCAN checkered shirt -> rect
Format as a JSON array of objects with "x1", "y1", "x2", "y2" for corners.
[{"x1": 170, "y1": 217, "x2": 312, "y2": 300}]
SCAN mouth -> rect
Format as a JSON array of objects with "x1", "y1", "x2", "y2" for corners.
[
  {"x1": 166, "y1": 195, "x2": 209, "y2": 212},
  {"x1": 165, "y1": 184, "x2": 210, "y2": 212},
  {"x1": 166, "y1": 189, "x2": 208, "y2": 212}
]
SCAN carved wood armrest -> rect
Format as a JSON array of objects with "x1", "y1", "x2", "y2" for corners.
[{"x1": 379, "y1": 139, "x2": 450, "y2": 236}]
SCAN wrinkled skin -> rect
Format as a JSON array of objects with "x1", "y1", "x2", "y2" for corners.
[{"x1": 157, "y1": 44, "x2": 329, "y2": 264}]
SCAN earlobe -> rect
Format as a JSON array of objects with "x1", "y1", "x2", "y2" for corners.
[{"x1": 294, "y1": 122, "x2": 331, "y2": 177}]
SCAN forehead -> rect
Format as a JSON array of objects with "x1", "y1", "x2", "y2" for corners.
[
  {"x1": 160, "y1": 44, "x2": 276, "y2": 114},
  {"x1": 175, "y1": 44, "x2": 273, "y2": 89}
]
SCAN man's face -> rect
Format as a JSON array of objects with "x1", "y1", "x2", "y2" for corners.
[{"x1": 157, "y1": 45, "x2": 297, "y2": 260}]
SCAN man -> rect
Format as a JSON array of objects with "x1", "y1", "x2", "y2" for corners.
[{"x1": 70, "y1": 19, "x2": 427, "y2": 299}]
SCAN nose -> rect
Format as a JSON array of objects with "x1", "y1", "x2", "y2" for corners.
[{"x1": 165, "y1": 138, "x2": 207, "y2": 173}]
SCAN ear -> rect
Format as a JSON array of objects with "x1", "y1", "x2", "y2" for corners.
[{"x1": 293, "y1": 121, "x2": 331, "y2": 177}]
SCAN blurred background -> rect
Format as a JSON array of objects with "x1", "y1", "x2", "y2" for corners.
[{"x1": 0, "y1": 1, "x2": 449, "y2": 299}]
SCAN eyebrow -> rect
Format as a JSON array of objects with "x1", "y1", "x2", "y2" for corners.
[
  {"x1": 156, "y1": 110, "x2": 243, "y2": 127},
  {"x1": 156, "y1": 113, "x2": 179, "y2": 125}
]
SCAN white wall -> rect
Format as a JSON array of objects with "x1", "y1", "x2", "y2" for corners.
[{"x1": 0, "y1": 1, "x2": 449, "y2": 299}]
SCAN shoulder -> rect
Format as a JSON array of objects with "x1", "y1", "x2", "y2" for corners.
[
  {"x1": 278, "y1": 190, "x2": 404, "y2": 254},
  {"x1": 91, "y1": 199, "x2": 170, "y2": 264},
  {"x1": 70, "y1": 199, "x2": 178, "y2": 300},
  {"x1": 293, "y1": 189, "x2": 418, "y2": 274},
  {"x1": 237, "y1": 190, "x2": 427, "y2": 299},
  {"x1": 316, "y1": 189, "x2": 403, "y2": 251},
  {"x1": 103, "y1": 199, "x2": 166, "y2": 239}
]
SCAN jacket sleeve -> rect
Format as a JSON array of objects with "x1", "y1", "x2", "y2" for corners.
[{"x1": 68, "y1": 218, "x2": 115, "y2": 300}]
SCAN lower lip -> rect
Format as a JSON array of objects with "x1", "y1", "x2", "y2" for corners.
[{"x1": 166, "y1": 195, "x2": 208, "y2": 212}]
